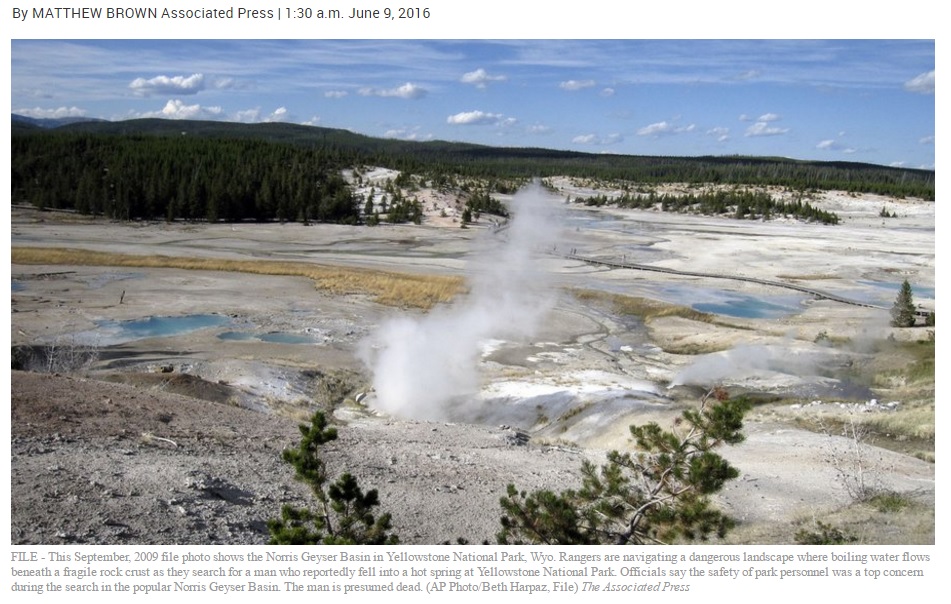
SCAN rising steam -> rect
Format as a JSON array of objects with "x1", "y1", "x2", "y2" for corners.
[
  {"x1": 668, "y1": 341, "x2": 835, "y2": 392},
  {"x1": 362, "y1": 182, "x2": 562, "y2": 420}
]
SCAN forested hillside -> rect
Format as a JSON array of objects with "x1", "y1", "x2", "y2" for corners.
[
  {"x1": 12, "y1": 132, "x2": 357, "y2": 223},
  {"x1": 11, "y1": 117, "x2": 935, "y2": 223},
  {"x1": 577, "y1": 188, "x2": 842, "y2": 225}
]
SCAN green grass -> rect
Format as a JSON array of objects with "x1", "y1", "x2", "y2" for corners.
[
  {"x1": 726, "y1": 496, "x2": 935, "y2": 545},
  {"x1": 906, "y1": 339, "x2": 935, "y2": 383},
  {"x1": 794, "y1": 520, "x2": 857, "y2": 545},
  {"x1": 867, "y1": 491, "x2": 912, "y2": 513}
]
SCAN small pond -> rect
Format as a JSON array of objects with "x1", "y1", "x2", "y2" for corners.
[
  {"x1": 653, "y1": 284, "x2": 805, "y2": 319},
  {"x1": 90, "y1": 314, "x2": 231, "y2": 345},
  {"x1": 692, "y1": 296, "x2": 799, "y2": 319},
  {"x1": 218, "y1": 331, "x2": 316, "y2": 345}
]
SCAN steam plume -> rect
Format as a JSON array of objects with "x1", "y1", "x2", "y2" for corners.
[
  {"x1": 669, "y1": 343, "x2": 823, "y2": 388},
  {"x1": 363, "y1": 182, "x2": 562, "y2": 420}
]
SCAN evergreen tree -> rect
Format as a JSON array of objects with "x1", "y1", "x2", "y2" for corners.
[
  {"x1": 268, "y1": 412, "x2": 398, "y2": 545},
  {"x1": 497, "y1": 389, "x2": 750, "y2": 545},
  {"x1": 890, "y1": 279, "x2": 917, "y2": 327}
]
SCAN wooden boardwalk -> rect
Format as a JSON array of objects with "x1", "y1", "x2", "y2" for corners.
[
  {"x1": 495, "y1": 221, "x2": 927, "y2": 318},
  {"x1": 563, "y1": 253, "x2": 898, "y2": 312}
]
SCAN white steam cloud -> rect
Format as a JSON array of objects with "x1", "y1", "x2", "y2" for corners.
[
  {"x1": 669, "y1": 343, "x2": 830, "y2": 390},
  {"x1": 362, "y1": 182, "x2": 562, "y2": 420}
]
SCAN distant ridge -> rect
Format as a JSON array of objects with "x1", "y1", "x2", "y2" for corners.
[
  {"x1": 9, "y1": 114, "x2": 926, "y2": 170},
  {"x1": 12, "y1": 113, "x2": 108, "y2": 129},
  {"x1": 11, "y1": 115, "x2": 935, "y2": 199}
]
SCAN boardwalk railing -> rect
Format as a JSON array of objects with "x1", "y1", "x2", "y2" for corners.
[{"x1": 562, "y1": 253, "x2": 899, "y2": 312}]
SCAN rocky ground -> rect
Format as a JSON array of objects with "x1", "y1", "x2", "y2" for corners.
[
  {"x1": 11, "y1": 368, "x2": 935, "y2": 545},
  {"x1": 11, "y1": 370, "x2": 590, "y2": 545},
  {"x1": 9, "y1": 183, "x2": 936, "y2": 545}
]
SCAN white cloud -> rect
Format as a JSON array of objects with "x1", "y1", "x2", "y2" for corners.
[
  {"x1": 573, "y1": 133, "x2": 623, "y2": 146},
  {"x1": 706, "y1": 127, "x2": 730, "y2": 142},
  {"x1": 129, "y1": 73, "x2": 205, "y2": 96},
  {"x1": 389, "y1": 83, "x2": 427, "y2": 99},
  {"x1": 384, "y1": 127, "x2": 431, "y2": 141},
  {"x1": 527, "y1": 124, "x2": 552, "y2": 135},
  {"x1": 324, "y1": 90, "x2": 348, "y2": 99},
  {"x1": 265, "y1": 107, "x2": 288, "y2": 122},
  {"x1": 745, "y1": 121, "x2": 789, "y2": 137},
  {"x1": 141, "y1": 99, "x2": 222, "y2": 120},
  {"x1": 446, "y1": 110, "x2": 506, "y2": 126},
  {"x1": 734, "y1": 69, "x2": 761, "y2": 81},
  {"x1": 461, "y1": 68, "x2": 506, "y2": 88},
  {"x1": 600, "y1": 87, "x2": 615, "y2": 97},
  {"x1": 234, "y1": 106, "x2": 290, "y2": 123},
  {"x1": 559, "y1": 79, "x2": 596, "y2": 91},
  {"x1": 817, "y1": 136, "x2": 864, "y2": 155},
  {"x1": 904, "y1": 70, "x2": 934, "y2": 94},
  {"x1": 302, "y1": 116, "x2": 320, "y2": 126},
  {"x1": 738, "y1": 112, "x2": 781, "y2": 123},
  {"x1": 14, "y1": 106, "x2": 86, "y2": 119},
  {"x1": 234, "y1": 109, "x2": 260, "y2": 123},
  {"x1": 638, "y1": 121, "x2": 673, "y2": 136},
  {"x1": 637, "y1": 121, "x2": 696, "y2": 137},
  {"x1": 919, "y1": 134, "x2": 935, "y2": 145},
  {"x1": 359, "y1": 82, "x2": 427, "y2": 99},
  {"x1": 817, "y1": 134, "x2": 862, "y2": 153}
]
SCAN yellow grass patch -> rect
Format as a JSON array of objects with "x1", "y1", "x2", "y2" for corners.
[
  {"x1": 12, "y1": 246, "x2": 464, "y2": 310},
  {"x1": 571, "y1": 288, "x2": 715, "y2": 323}
]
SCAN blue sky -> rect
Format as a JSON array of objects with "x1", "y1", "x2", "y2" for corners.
[{"x1": 11, "y1": 40, "x2": 935, "y2": 169}]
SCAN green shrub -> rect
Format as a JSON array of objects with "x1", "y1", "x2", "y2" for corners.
[
  {"x1": 268, "y1": 411, "x2": 398, "y2": 545},
  {"x1": 498, "y1": 389, "x2": 750, "y2": 545}
]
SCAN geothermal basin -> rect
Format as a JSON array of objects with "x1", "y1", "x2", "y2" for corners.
[{"x1": 10, "y1": 181, "x2": 936, "y2": 544}]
